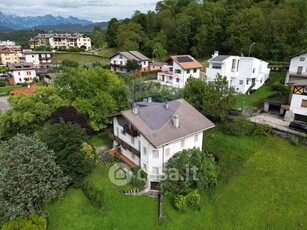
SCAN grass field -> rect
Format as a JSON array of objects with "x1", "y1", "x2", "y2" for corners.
[
  {"x1": 52, "y1": 53, "x2": 109, "y2": 65},
  {"x1": 45, "y1": 128, "x2": 307, "y2": 229},
  {"x1": 88, "y1": 131, "x2": 113, "y2": 148},
  {"x1": 0, "y1": 85, "x2": 24, "y2": 96},
  {"x1": 234, "y1": 72, "x2": 285, "y2": 109}
]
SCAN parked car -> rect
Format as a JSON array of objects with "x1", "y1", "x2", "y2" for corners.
[{"x1": 289, "y1": 120, "x2": 307, "y2": 133}]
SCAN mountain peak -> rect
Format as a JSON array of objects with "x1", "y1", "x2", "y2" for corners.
[{"x1": 0, "y1": 11, "x2": 93, "y2": 30}]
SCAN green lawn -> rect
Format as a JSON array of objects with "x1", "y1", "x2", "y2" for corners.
[
  {"x1": 234, "y1": 72, "x2": 285, "y2": 109},
  {"x1": 52, "y1": 53, "x2": 108, "y2": 65},
  {"x1": 45, "y1": 129, "x2": 307, "y2": 229},
  {"x1": 88, "y1": 131, "x2": 113, "y2": 148},
  {"x1": 0, "y1": 85, "x2": 24, "y2": 96}
]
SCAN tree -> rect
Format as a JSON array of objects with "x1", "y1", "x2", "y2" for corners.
[
  {"x1": 0, "y1": 134, "x2": 68, "y2": 220},
  {"x1": 53, "y1": 67, "x2": 130, "y2": 131},
  {"x1": 159, "y1": 148, "x2": 218, "y2": 195},
  {"x1": 36, "y1": 120, "x2": 95, "y2": 184},
  {"x1": 91, "y1": 25, "x2": 105, "y2": 49},
  {"x1": 51, "y1": 106, "x2": 93, "y2": 134},
  {"x1": 106, "y1": 18, "x2": 120, "y2": 48},
  {"x1": 183, "y1": 75, "x2": 235, "y2": 122},
  {"x1": 126, "y1": 59, "x2": 141, "y2": 72},
  {"x1": 0, "y1": 87, "x2": 68, "y2": 139},
  {"x1": 152, "y1": 42, "x2": 167, "y2": 60}
]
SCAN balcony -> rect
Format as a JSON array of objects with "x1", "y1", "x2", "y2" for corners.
[
  {"x1": 289, "y1": 71, "x2": 307, "y2": 78},
  {"x1": 123, "y1": 124, "x2": 139, "y2": 137},
  {"x1": 108, "y1": 131, "x2": 140, "y2": 157}
]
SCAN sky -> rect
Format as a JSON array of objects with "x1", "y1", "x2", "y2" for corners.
[{"x1": 0, "y1": 0, "x2": 158, "y2": 22}]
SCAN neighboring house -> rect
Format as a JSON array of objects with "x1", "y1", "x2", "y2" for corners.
[
  {"x1": 0, "y1": 40, "x2": 16, "y2": 46},
  {"x1": 286, "y1": 81, "x2": 307, "y2": 122},
  {"x1": 206, "y1": 51, "x2": 270, "y2": 94},
  {"x1": 22, "y1": 51, "x2": 52, "y2": 68},
  {"x1": 109, "y1": 51, "x2": 150, "y2": 73},
  {"x1": 285, "y1": 51, "x2": 307, "y2": 84},
  {"x1": 29, "y1": 33, "x2": 91, "y2": 51},
  {"x1": 157, "y1": 55, "x2": 203, "y2": 88},
  {"x1": 149, "y1": 62, "x2": 167, "y2": 71},
  {"x1": 7, "y1": 63, "x2": 37, "y2": 84},
  {"x1": 0, "y1": 47, "x2": 20, "y2": 65},
  {"x1": 108, "y1": 98, "x2": 215, "y2": 189}
]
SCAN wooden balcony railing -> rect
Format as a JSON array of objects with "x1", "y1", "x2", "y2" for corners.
[{"x1": 108, "y1": 131, "x2": 140, "y2": 157}]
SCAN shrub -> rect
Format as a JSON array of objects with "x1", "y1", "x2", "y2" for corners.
[
  {"x1": 81, "y1": 181, "x2": 104, "y2": 209},
  {"x1": 1, "y1": 215, "x2": 47, "y2": 230},
  {"x1": 253, "y1": 123, "x2": 273, "y2": 136},
  {"x1": 224, "y1": 116, "x2": 254, "y2": 136},
  {"x1": 271, "y1": 82, "x2": 289, "y2": 96},
  {"x1": 0, "y1": 81, "x2": 6, "y2": 87},
  {"x1": 174, "y1": 190, "x2": 201, "y2": 211}
]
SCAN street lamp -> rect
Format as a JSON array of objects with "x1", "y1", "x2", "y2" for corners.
[{"x1": 248, "y1": 42, "x2": 256, "y2": 57}]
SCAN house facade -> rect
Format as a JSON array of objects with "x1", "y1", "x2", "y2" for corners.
[
  {"x1": 7, "y1": 63, "x2": 37, "y2": 84},
  {"x1": 285, "y1": 51, "x2": 307, "y2": 84},
  {"x1": 22, "y1": 51, "x2": 52, "y2": 68},
  {"x1": 108, "y1": 99, "x2": 215, "y2": 188},
  {"x1": 29, "y1": 33, "x2": 91, "y2": 51},
  {"x1": 109, "y1": 51, "x2": 149, "y2": 73},
  {"x1": 157, "y1": 55, "x2": 203, "y2": 88},
  {"x1": 0, "y1": 47, "x2": 20, "y2": 65},
  {"x1": 206, "y1": 51, "x2": 270, "y2": 94}
]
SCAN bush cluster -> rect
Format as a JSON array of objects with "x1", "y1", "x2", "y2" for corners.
[
  {"x1": 0, "y1": 81, "x2": 6, "y2": 87},
  {"x1": 81, "y1": 181, "x2": 104, "y2": 209},
  {"x1": 174, "y1": 190, "x2": 201, "y2": 211},
  {"x1": 1, "y1": 215, "x2": 47, "y2": 230},
  {"x1": 224, "y1": 116, "x2": 272, "y2": 136}
]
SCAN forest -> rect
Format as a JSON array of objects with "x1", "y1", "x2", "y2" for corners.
[{"x1": 0, "y1": 0, "x2": 306, "y2": 61}]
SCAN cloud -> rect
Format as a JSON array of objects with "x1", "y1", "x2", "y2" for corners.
[{"x1": 0, "y1": 0, "x2": 157, "y2": 21}]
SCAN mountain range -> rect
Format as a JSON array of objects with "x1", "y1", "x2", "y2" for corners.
[{"x1": 0, "y1": 11, "x2": 100, "y2": 32}]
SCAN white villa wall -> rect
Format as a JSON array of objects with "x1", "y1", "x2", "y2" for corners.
[
  {"x1": 113, "y1": 117, "x2": 204, "y2": 183},
  {"x1": 24, "y1": 54, "x2": 40, "y2": 65},
  {"x1": 290, "y1": 94, "x2": 307, "y2": 116},
  {"x1": 289, "y1": 53, "x2": 307, "y2": 73},
  {"x1": 11, "y1": 69, "x2": 36, "y2": 84}
]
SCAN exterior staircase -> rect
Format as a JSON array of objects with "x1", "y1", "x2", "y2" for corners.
[
  {"x1": 99, "y1": 152, "x2": 113, "y2": 165},
  {"x1": 245, "y1": 82, "x2": 256, "y2": 95}
]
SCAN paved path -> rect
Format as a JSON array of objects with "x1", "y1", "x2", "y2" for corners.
[
  {"x1": 249, "y1": 113, "x2": 306, "y2": 137},
  {"x1": 0, "y1": 96, "x2": 10, "y2": 113}
]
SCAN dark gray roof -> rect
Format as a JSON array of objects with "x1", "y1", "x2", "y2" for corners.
[
  {"x1": 120, "y1": 99, "x2": 215, "y2": 147},
  {"x1": 110, "y1": 51, "x2": 149, "y2": 61},
  {"x1": 8, "y1": 63, "x2": 35, "y2": 71},
  {"x1": 209, "y1": 55, "x2": 231, "y2": 62}
]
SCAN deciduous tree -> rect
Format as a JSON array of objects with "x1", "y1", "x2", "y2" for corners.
[{"x1": 0, "y1": 134, "x2": 68, "y2": 220}]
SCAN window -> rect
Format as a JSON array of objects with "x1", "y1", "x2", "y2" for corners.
[
  {"x1": 119, "y1": 55, "x2": 123, "y2": 59},
  {"x1": 152, "y1": 150, "x2": 159, "y2": 159},
  {"x1": 152, "y1": 167, "x2": 159, "y2": 174},
  {"x1": 176, "y1": 78, "x2": 179, "y2": 83},
  {"x1": 187, "y1": 69, "x2": 190, "y2": 74},
  {"x1": 239, "y1": 80, "x2": 243, "y2": 85},
  {"x1": 212, "y1": 64, "x2": 222, "y2": 69},
  {"x1": 194, "y1": 134, "x2": 198, "y2": 143},
  {"x1": 193, "y1": 68, "x2": 197, "y2": 73},
  {"x1": 143, "y1": 147, "x2": 147, "y2": 156},
  {"x1": 143, "y1": 163, "x2": 147, "y2": 171},
  {"x1": 169, "y1": 76, "x2": 173, "y2": 80},
  {"x1": 131, "y1": 136, "x2": 135, "y2": 145},
  {"x1": 18, "y1": 72, "x2": 20, "y2": 76},
  {"x1": 246, "y1": 80, "x2": 249, "y2": 85},
  {"x1": 165, "y1": 148, "x2": 170, "y2": 157},
  {"x1": 181, "y1": 139, "x2": 185, "y2": 148},
  {"x1": 299, "y1": 57, "x2": 305, "y2": 61},
  {"x1": 131, "y1": 152, "x2": 135, "y2": 160},
  {"x1": 301, "y1": 99, "x2": 307, "y2": 108},
  {"x1": 236, "y1": 60, "x2": 240, "y2": 72},
  {"x1": 297, "y1": 66, "x2": 303, "y2": 75},
  {"x1": 175, "y1": 69, "x2": 181, "y2": 74},
  {"x1": 143, "y1": 61, "x2": 146, "y2": 65},
  {"x1": 253, "y1": 68, "x2": 255, "y2": 73},
  {"x1": 231, "y1": 59, "x2": 236, "y2": 72}
]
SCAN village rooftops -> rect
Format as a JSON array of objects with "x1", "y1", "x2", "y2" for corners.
[
  {"x1": 110, "y1": 51, "x2": 150, "y2": 61},
  {"x1": 113, "y1": 99, "x2": 215, "y2": 148},
  {"x1": 167, "y1": 55, "x2": 203, "y2": 69}
]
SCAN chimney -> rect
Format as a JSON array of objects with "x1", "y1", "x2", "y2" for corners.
[
  {"x1": 148, "y1": 97, "x2": 152, "y2": 103},
  {"x1": 172, "y1": 115, "x2": 179, "y2": 128},
  {"x1": 212, "y1": 51, "x2": 219, "y2": 58},
  {"x1": 165, "y1": 102, "x2": 170, "y2": 110},
  {"x1": 132, "y1": 103, "x2": 139, "y2": 115}
]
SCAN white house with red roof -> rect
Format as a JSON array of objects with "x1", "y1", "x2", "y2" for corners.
[
  {"x1": 157, "y1": 55, "x2": 203, "y2": 88},
  {"x1": 109, "y1": 51, "x2": 150, "y2": 73},
  {"x1": 107, "y1": 99, "x2": 215, "y2": 189}
]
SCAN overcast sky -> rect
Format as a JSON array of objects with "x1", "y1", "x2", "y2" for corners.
[{"x1": 0, "y1": 0, "x2": 158, "y2": 22}]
